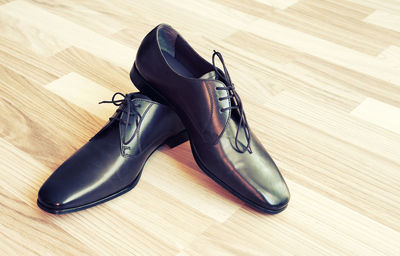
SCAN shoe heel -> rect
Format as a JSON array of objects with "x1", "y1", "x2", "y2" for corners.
[
  {"x1": 130, "y1": 63, "x2": 168, "y2": 105},
  {"x1": 164, "y1": 130, "x2": 189, "y2": 148}
]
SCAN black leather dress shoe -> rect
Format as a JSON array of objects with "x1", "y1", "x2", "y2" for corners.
[
  {"x1": 131, "y1": 24, "x2": 290, "y2": 213},
  {"x1": 37, "y1": 92, "x2": 187, "y2": 214}
]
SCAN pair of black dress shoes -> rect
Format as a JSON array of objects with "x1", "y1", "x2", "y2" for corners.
[{"x1": 38, "y1": 24, "x2": 290, "y2": 214}]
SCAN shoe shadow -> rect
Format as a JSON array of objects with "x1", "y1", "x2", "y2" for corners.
[{"x1": 159, "y1": 141, "x2": 245, "y2": 210}]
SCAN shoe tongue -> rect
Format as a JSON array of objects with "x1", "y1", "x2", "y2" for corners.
[
  {"x1": 200, "y1": 71, "x2": 229, "y2": 88},
  {"x1": 128, "y1": 92, "x2": 151, "y2": 100},
  {"x1": 199, "y1": 71, "x2": 217, "y2": 80}
]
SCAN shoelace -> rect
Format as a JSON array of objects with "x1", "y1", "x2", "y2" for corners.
[
  {"x1": 212, "y1": 50, "x2": 252, "y2": 153},
  {"x1": 99, "y1": 92, "x2": 141, "y2": 145}
]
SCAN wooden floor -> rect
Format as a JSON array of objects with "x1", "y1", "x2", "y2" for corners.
[{"x1": 1, "y1": 0, "x2": 400, "y2": 255}]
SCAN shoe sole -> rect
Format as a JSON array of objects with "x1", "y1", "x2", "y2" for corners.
[
  {"x1": 130, "y1": 63, "x2": 287, "y2": 214},
  {"x1": 37, "y1": 170, "x2": 143, "y2": 214},
  {"x1": 37, "y1": 130, "x2": 188, "y2": 214}
]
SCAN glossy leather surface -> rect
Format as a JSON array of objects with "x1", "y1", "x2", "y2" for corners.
[
  {"x1": 133, "y1": 24, "x2": 290, "y2": 213},
  {"x1": 37, "y1": 93, "x2": 186, "y2": 214}
]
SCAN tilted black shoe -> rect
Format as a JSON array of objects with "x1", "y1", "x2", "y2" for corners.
[
  {"x1": 131, "y1": 24, "x2": 290, "y2": 213},
  {"x1": 37, "y1": 92, "x2": 187, "y2": 214}
]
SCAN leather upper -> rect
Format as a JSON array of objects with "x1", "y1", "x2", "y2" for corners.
[
  {"x1": 38, "y1": 93, "x2": 185, "y2": 212},
  {"x1": 135, "y1": 26, "x2": 227, "y2": 145},
  {"x1": 134, "y1": 24, "x2": 290, "y2": 212}
]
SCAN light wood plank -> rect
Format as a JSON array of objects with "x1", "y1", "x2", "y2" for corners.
[
  {"x1": 0, "y1": 64, "x2": 103, "y2": 166},
  {"x1": 246, "y1": 18, "x2": 400, "y2": 86},
  {"x1": 254, "y1": 0, "x2": 299, "y2": 10},
  {"x1": 50, "y1": 46, "x2": 134, "y2": 93},
  {"x1": 347, "y1": 0, "x2": 400, "y2": 15},
  {"x1": 0, "y1": 0, "x2": 136, "y2": 68},
  {"x1": 265, "y1": 91, "x2": 400, "y2": 168},
  {"x1": 351, "y1": 97, "x2": 400, "y2": 135},
  {"x1": 377, "y1": 45, "x2": 400, "y2": 70},
  {"x1": 29, "y1": 0, "x2": 127, "y2": 35},
  {"x1": 364, "y1": 10, "x2": 400, "y2": 32},
  {"x1": 0, "y1": 11, "x2": 69, "y2": 57},
  {"x1": 44, "y1": 72, "x2": 116, "y2": 120},
  {"x1": 0, "y1": 36, "x2": 62, "y2": 85}
]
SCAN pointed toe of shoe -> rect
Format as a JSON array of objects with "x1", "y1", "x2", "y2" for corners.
[
  {"x1": 241, "y1": 161, "x2": 290, "y2": 214},
  {"x1": 37, "y1": 183, "x2": 72, "y2": 214},
  {"x1": 37, "y1": 175, "x2": 85, "y2": 214},
  {"x1": 240, "y1": 179, "x2": 289, "y2": 214},
  {"x1": 259, "y1": 184, "x2": 290, "y2": 213},
  {"x1": 37, "y1": 160, "x2": 107, "y2": 214}
]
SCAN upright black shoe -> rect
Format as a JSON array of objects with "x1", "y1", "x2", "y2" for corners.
[
  {"x1": 131, "y1": 24, "x2": 290, "y2": 213},
  {"x1": 37, "y1": 92, "x2": 187, "y2": 214}
]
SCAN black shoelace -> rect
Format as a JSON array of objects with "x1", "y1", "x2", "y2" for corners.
[
  {"x1": 212, "y1": 50, "x2": 252, "y2": 153},
  {"x1": 99, "y1": 92, "x2": 141, "y2": 145}
]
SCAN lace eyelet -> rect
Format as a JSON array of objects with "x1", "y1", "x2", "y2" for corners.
[
  {"x1": 219, "y1": 108, "x2": 225, "y2": 113},
  {"x1": 100, "y1": 92, "x2": 141, "y2": 146},
  {"x1": 212, "y1": 51, "x2": 252, "y2": 153}
]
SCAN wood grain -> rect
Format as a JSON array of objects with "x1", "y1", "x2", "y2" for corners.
[
  {"x1": 351, "y1": 97, "x2": 400, "y2": 135},
  {"x1": 1, "y1": 0, "x2": 399, "y2": 255}
]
